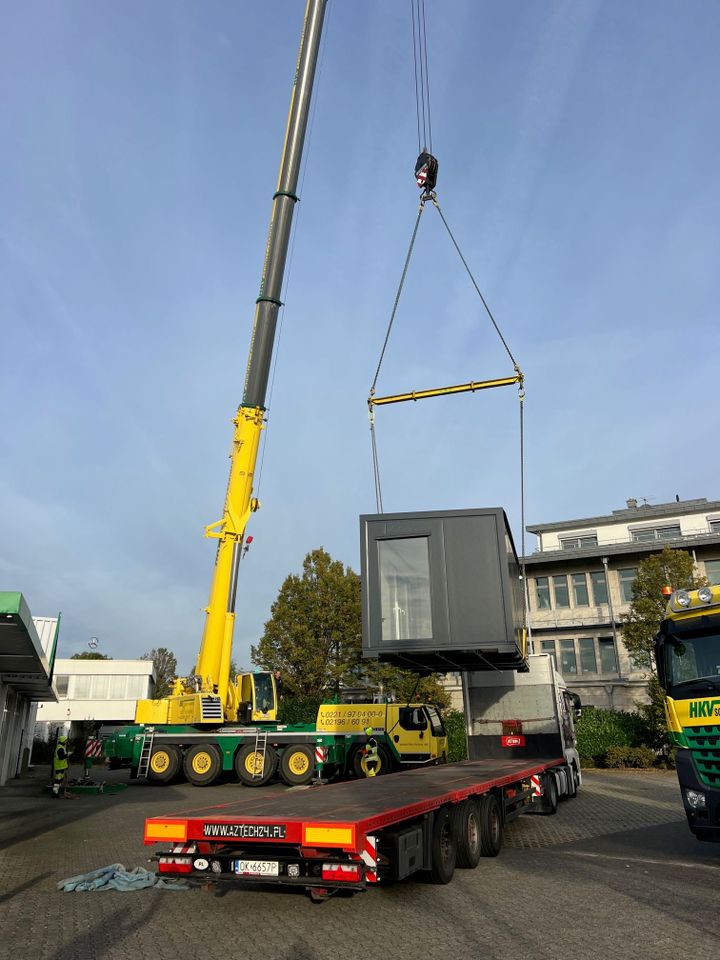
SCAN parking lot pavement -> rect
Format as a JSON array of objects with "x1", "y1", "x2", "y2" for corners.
[{"x1": 1, "y1": 765, "x2": 718, "y2": 960}]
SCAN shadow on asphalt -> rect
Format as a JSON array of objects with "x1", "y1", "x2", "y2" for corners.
[
  {"x1": 0, "y1": 870, "x2": 53, "y2": 904},
  {"x1": 0, "y1": 765, "x2": 191, "y2": 852}
]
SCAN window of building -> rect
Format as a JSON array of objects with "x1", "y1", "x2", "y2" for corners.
[
  {"x1": 590, "y1": 570, "x2": 608, "y2": 605},
  {"x1": 599, "y1": 636, "x2": 618, "y2": 673},
  {"x1": 572, "y1": 573, "x2": 589, "y2": 606},
  {"x1": 560, "y1": 535, "x2": 598, "y2": 550},
  {"x1": 705, "y1": 560, "x2": 720, "y2": 585},
  {"x1": 109, "y1": 675, "x2": 127, "y2": 699},
  {"x1": 578, "y1": 637, "x2": 597, "y2": 674},
  {"x1": 127, "y1": 676, "x2": 148, "y2": 699},
  {"x1": 535, "y1": 577, "x2": 551, "y2": 610},
  {"x1": 631, "y1": 525, "x2": 681, "y2": 543},
  {"x1": 553, "y1": 575, "x2": 570, "y2": 608},
  {"x1": 709, "y1": 520, "x2": 720, "y2": 535},
  {"x1": 93, "y1": 675, "x2": 109, "y2": 700},
  {"x1": 560, "y1": 639, "x2": 578, "y2": 674},
  {"x1": 74, "y1": 676, "x2": 91, "y2": 699},
  {"x1": 618, "y1": 568, "x2": 637, "y2": 603},
  {"x1": 541, "y1": 640, "x2": 556, "y2": 667},
  {"x1": 55, "y1": 675, "x2": 69, "y2": 698}
]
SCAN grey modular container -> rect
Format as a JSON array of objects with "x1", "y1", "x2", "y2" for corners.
[{"x1": 360, "y1": 508, "x2": 527, "y2": 673}]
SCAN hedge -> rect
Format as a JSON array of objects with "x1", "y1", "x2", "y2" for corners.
[{"x1": 576, "y1": 707, "x2": 651, "y2": 766}]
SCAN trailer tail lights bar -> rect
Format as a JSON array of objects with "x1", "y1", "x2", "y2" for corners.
[
  {"x1": 158, "y1": 843, "x2": 197, "y2": 874},
  {"x1": 321, "y1": 863, "x2": 362, "y2": 883}
]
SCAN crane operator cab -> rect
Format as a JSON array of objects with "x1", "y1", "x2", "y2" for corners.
[{"x1": 237, "y1": 671, "x2": 278, "y2": 723}]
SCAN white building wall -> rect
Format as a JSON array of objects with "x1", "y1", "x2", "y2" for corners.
[{"x1": 35, "y1": 659, "x2": 155, "y2": 727}]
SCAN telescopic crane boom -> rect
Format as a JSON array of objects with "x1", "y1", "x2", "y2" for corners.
[{"x1": 136, "y1": 0, "x2": 329, "y2": 727}]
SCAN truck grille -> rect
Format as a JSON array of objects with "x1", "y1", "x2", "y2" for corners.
[
  {"x1": 684, "y1": 725, "x2": 720, "y2": 788},
  {"x1": 201, "y1": 696, "x2": 223, "y2": 721}
]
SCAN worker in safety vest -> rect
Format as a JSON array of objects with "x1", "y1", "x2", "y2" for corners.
[
  {"x1": 363, "y1": 727, "x2": 380, "y2": 778},
  {"x1": 52, "y1": 735, "x2": 70, "y2": 798}
]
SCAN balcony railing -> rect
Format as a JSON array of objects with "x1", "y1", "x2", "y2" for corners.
[{"x1": 533, "y1": 526, "x2": 720, "y2": 555}]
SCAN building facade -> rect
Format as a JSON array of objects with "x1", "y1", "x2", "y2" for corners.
[
  {"x1": 524, "y1": 497, "x2": 720, "y2": 711},
  {"x1": 0, "y1": 593, "x2": 59, "y2": 786},
  {"x1": 35, "y1": 658, "x2": 156, "y2": 740}
]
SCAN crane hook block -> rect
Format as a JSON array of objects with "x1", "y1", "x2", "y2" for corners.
[{"x1": 415, "y1": 151, "x2": 438, "y2": 192}]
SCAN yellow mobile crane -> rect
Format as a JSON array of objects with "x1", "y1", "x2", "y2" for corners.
[{"x1": 135, "y1": 0, "x2": 329, "y2": 728}]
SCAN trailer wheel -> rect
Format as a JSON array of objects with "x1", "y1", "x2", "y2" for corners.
[
  {"x1": 235, "y1": 744, "x2": 278, "y2": 786},
  {"x1": 451, "y1": 800, "x2": 482, "y2": 869},
  {"x1": 428, "y1": 808, "x2": 456, "y2": 884},
  {"x1": 479, "y1": 794, "x2": 503, "y2": 857},
  {"x1": 183, "y1": 744, "x2": 222, "y2": 786},
  {"x1": 280, "y1": 745, "x2": 315, "y2": 786},
  {"x1": 147, "y1": 745, "x2": 181, "y2": 784},
  {"x1": 539, "y1": 771, "x2": 559, "y2": 815}
]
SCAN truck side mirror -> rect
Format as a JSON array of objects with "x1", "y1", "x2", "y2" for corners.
[{"x1": 569, "y1": 692, "x2": 582, "y2": 718}]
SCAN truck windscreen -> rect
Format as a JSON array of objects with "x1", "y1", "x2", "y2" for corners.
[
  {"x1": 664, "y1": 626, "x2": 720, "y2": 698},
  {"x1": 253, "y1": 673, "x2": 275, "y2": 712}
]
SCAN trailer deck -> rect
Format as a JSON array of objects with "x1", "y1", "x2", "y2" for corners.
[{"x1": 145, "y1": 756, "x2": 562, "y2": 851}]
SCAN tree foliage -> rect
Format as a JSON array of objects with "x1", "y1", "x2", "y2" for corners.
[
  {"x1": 70, "y1": 652, "x2": 112, "y2": 660},
  {"x1": 141, "y1": 647, "x2": 177, "y2": 699},
  {"x1": 620, "y1": 547, "x2": 706, "y2": 670},
  {"x1": 252, "y1": 547, "x2": 449, "y2": 706}
]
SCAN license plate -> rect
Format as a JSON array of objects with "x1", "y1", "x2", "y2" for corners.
[{"x1": 233, "y1": 860, "x2": 279, "y2": 877}]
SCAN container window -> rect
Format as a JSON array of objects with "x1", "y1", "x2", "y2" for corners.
[{"x1": 378, "y1": 538, "x2": 433, "y2": 642}]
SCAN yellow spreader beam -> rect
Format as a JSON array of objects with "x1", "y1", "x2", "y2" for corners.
[{"x1": 369, "y1": 373, "x2": 522, "y2": 407}]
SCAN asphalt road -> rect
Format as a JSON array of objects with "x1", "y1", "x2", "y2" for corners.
[{"x1": 0, "y1": 765, "x2": 717, "y2": 960}]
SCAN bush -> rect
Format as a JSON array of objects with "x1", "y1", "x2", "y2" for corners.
[
  {"x1": 279, "y1": 695, "x2": 323, "y2": 725},
  {"x1": 576, "y1": 706, "x2": 650, "y2": 766},
  {"x1": 605, "y1": 746, "x2": 656, "y2": 769},
  {"x1": 444, "y1": 709, "x2": 468, "y2": 763}
]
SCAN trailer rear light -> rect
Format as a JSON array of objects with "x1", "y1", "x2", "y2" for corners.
[
  {"x1": 321, "y1": 863, "x2": 361, "y2": 883},
  {"x1": 158, "y1": 857, "x2": 193, "y2": 874}
]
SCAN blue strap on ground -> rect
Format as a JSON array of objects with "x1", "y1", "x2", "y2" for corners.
[{"x1": 57, "y1": 864, "x2": 189, "y2": 892}]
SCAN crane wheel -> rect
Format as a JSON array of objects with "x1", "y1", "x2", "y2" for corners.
[
  {"x1": 280, "y1": 745, "x2": 315, "y2": 786},
  {"x1": 235, "y1": 744, "x2": 278, "y2": 786},
  {"x1": 183, "y1": 744, "x2": 222, "y2": 786},
  {"x1": 352, "y1": 744, "x2": 391, "y2": 778},
  {"x1": 147, "y1": 745, "x2": 181, "y2": 784}
]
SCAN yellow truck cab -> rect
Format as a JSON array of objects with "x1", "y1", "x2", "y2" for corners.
[
  {"x1": 316, "y1": 702, "x2": 448, "y2": 776},
  {"x1": 656, "y1": 584, "x2": 720, "y2": 841}
]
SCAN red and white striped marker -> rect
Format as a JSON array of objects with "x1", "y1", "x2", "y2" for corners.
[
  {"x1": 360, "y1": 835, "x2": 378, "y2": 883},
  {"x1": 530, "y1": 774, "x2": 542, "y2": 797}
]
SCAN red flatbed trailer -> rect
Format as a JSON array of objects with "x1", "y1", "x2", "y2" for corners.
[{"x1": 144, "y1": 755, "x2": 570, "y2": 898}]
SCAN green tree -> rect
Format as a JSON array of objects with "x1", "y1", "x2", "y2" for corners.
[
  {"x1": 252, "y1": 547, "x2": 450, "y2": 706},
  {"x1": 71, "y1": 652, "x2": 112, "y2": 660},
  {"x1": 252, "y1": 548, "x2": 363, "y2": 698},
  {"x1": 621, "y1": 547, "x2": 707, "y2": 670},
  {"x1": 141, "y1": 647, "x2": 178, "y2": 699}
]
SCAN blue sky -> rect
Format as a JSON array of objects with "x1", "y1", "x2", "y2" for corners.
[{"x1": 2, "y1": 1, "x2": 718, "y2": 668}]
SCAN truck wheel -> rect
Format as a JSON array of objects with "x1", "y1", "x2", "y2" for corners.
[
  {"x1": 183, "y1": 744, "x2": 222, "y2": 786},
  {"x1": 479, "y1": 794, "x2": 503, "y2": 857},
  {"x1": 429, "y1": 808, "x2": 457, "y2": 884},
  {"x1": 451, "y1": 800, "x2": 482, "y2": 869},
  {"x1": 147, "y1": 745, "x2": 181, "y2": 784},
  {"x1": 280, "y1": 745, "x2": 315, "y2": 786},
  {"x1": 540, "y1": 772, "x2": 559, "y2": 815},
  {"x1": 235, "y1": 744, "x2": 278, "y2": 786},
  {"x1": 566, "y1": 765, "x2": 578, "y2": 799},
  {"x1": 352, "y1": 744, "x2": 391, "y2": 778}
]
